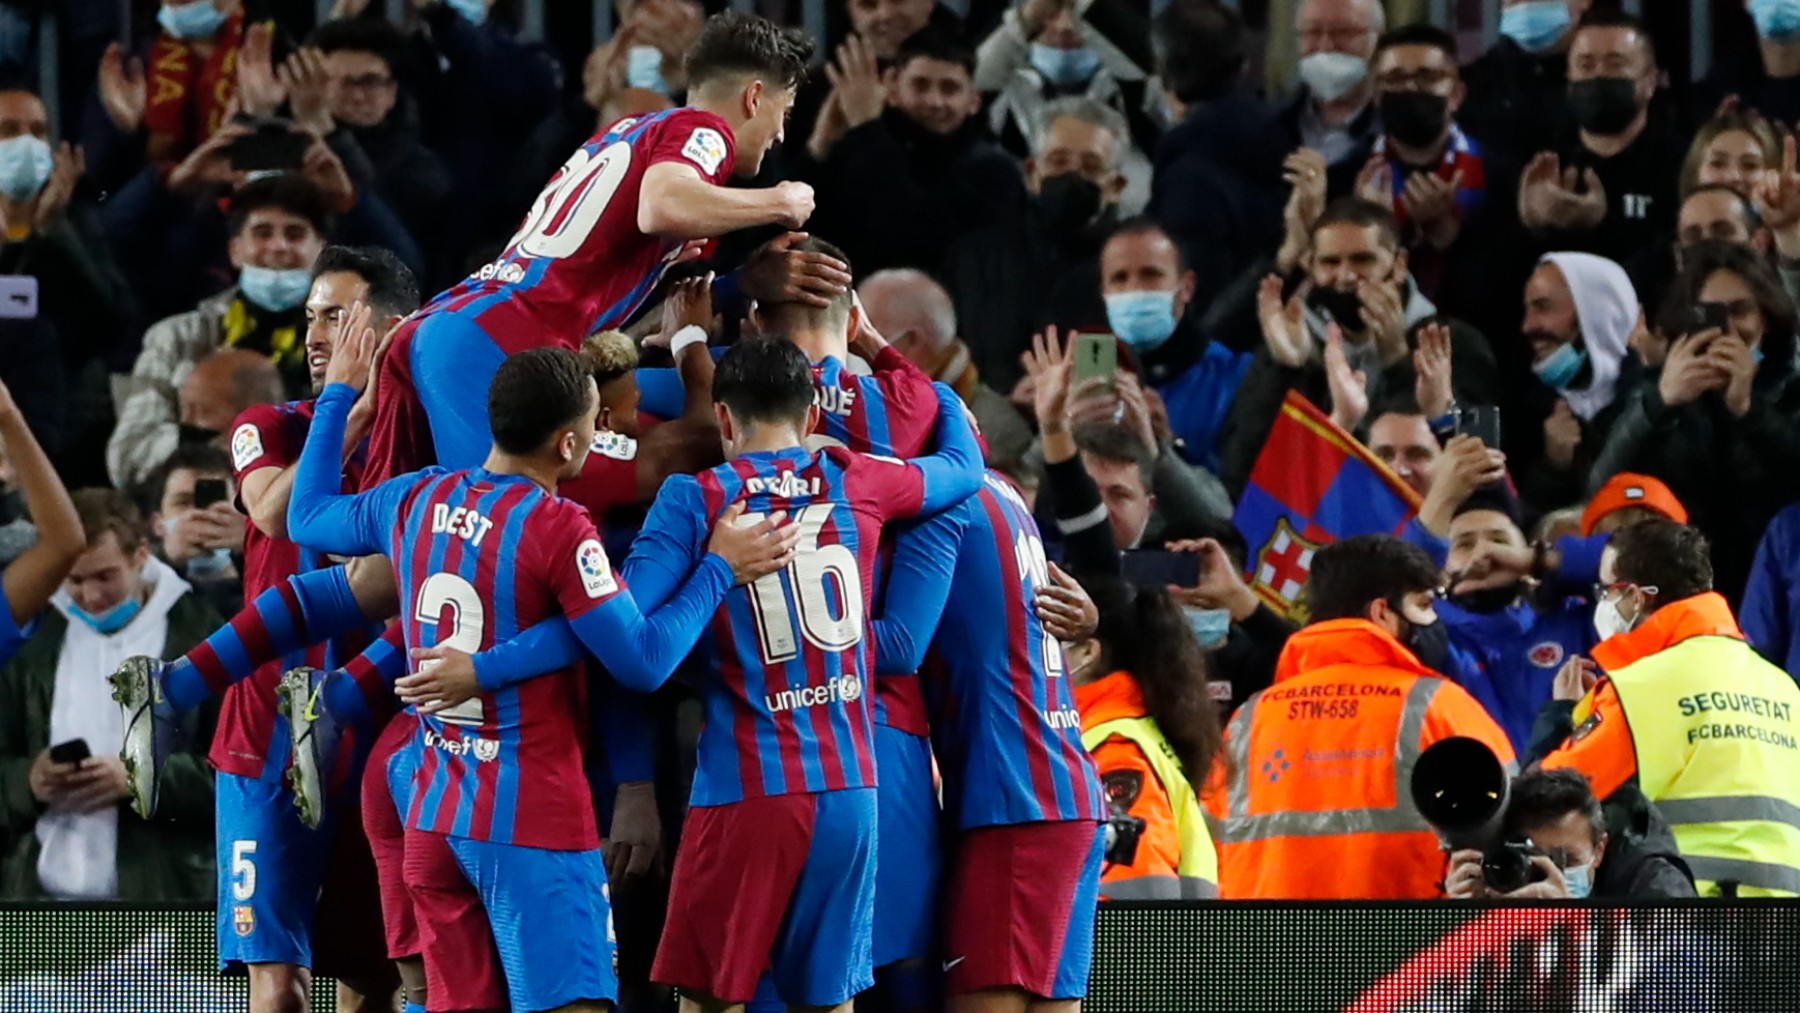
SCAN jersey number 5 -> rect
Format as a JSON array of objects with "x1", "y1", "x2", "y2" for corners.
[
  {"x1": 742, "y1": 504, "x2": 864, "y2": 667},
  {"x1": 508, "y1": 141, "x2": 633, "y2": 261},
  {"x1": 415, "y1": 572, "x2": 487, "y2": 724}
]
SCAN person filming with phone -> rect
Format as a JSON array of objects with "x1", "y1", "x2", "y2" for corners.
[{"x1": 1587, "y1": 239, "x2": 1800, "y2": 602}]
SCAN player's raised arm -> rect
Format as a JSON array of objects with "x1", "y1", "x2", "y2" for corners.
[
  {"x1": 287, "y1": 303, "x2": 410, "y2": 557},
  {"x1": 907, "y1": 382, "x2": 986, "y2": 515},
  {"x1": 0, "y1": 378, "x2": 83, "y2": 630},
  {"x1": 636, "y1": 12, "x2": 816, "y2": 239}
]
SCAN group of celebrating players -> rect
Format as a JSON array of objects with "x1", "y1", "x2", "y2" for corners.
[{"x1": 104, "y1": 11, "x2": 1106, "y2": 1013}]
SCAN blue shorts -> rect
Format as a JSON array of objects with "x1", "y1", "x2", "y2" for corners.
[
  {"x1": 655, "y1": 788, "x2": 877, "y2": 1006},
  {"x1": 409, "y1": 311, "x2": 508, "y2": 470},
  {"x1": 215, "y1": 772, "x2": 333, "y2": 972},
  {"x1": 874, "y1": 725, "x2": 941, "y2": 967},
  {"x1": 406, "y1": 832, "x2": 618, "y2": 1012}
]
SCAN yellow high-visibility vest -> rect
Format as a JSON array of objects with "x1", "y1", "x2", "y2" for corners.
[
  {"x1": 1083, "y1": 715, "x2": 1218, "y2": 899},
  {"x1": 1610, "y1": 635, "x2": 1800, "y2": 897}
]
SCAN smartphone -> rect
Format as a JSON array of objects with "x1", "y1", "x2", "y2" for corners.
[
  {"x1": 1070, "y1": 332, "x2": 1117, "y2": 394},
  {"x1": 0, "y1": 276, "x2": 38, "y2": 319},
  {"x1": 227, "y1": 120, "x2": 309, "y2": 172},
  {"x1": 1454, "y1": 405, "x2": 1502, "y2": 449},
  {"x1": 1691, "y1": 302, "x2": 1731, "y2": 336},
  {"x1": 1119, "y1": 550, "x2": 1201, "y2": 589},
  {"x1": 194, "y1": 478, "x2": 230, "y2": 510},
  {"x1": 50, "y1": 738, "x2": 91, "y2": 765}
]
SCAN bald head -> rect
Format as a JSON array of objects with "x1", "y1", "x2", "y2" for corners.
[
  {"x1": 858, "y1": 270, "x2": 959, "y2": 373},
  {"x1": 181, "y1": 349, "x2": 285, "y2": 434}
]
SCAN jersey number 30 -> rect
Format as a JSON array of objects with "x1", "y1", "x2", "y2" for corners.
[
  {"x1": 508, "y1": 141, "x2": 633, "y2": 261},
  {"x1": 741, "y1": 504, "x2": 864, "y2": 667}
]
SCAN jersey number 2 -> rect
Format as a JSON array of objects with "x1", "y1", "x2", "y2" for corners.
[
  {"x1": 415, "y1": 572, "x2": 487, "y2": 724},
  {"x1": 508, "y1": 141, "x2": 633, "y2": 261},
  {"x1": 1015, "y1": 531, "x2": 1067, "y2": 679},
  {"x1": 742, "y1": 504, "x2": 864, "y2": 666}
]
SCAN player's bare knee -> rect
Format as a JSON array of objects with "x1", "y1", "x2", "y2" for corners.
[
  {"x1": 335, "y1": 978, "x2": 398, "y2": 1013},
  {"x1": 677, "y1": 992, "x2": 743, "y2": 1013},
  {"x1": 246, "y1": 963, "x2": 310, "y2": 1013}
]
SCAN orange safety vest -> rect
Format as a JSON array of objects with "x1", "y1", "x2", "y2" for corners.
[{"x1": 1204, "y1": 619, "x2": 1516, "y2": 899}]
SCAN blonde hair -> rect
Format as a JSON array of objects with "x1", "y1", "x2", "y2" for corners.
[
  {"x1": 581, "y1": 330, "x2": 640, "y2": 387},
  {"x1": 1679, "y1": 110, "x2": 1780, "y2": 199}
]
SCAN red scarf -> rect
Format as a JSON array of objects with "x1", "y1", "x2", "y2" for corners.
[{"x1": 143, "y1": 10, "x2": 245, "y2": 164}]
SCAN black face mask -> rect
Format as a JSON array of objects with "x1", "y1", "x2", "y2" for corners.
[
  {"x1": 179, "y1": 423, "x2": 222, "y2": 446},
  {"x1": 1402, "y1": 615, "x2": 1454, "y2": 673},
  {"x1": 1379, "y1": 91, "x2": 1450, "y2": 149},
  {"x1": 1308, "y1": 286, "x2": 1365, "y2": 329},
  {"x1": 1036, "y1": 173, "x2": 1105, "y2": 235},
  {"x1": 1568, "y1": 77, "x2": 1642, "y2": 136},
  {"x1": 1451, "y1": 583, "x2": 1524, "y2": 615}
]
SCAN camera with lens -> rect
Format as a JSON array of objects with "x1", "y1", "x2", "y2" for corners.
[
  {"x1": 1103, "y1": 810, "x2": 1147, "y2": 867},
  {"x1": 1410, "y1": 737, "x2": 1550, "y2": 893}
]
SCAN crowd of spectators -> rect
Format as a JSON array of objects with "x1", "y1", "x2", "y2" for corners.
[{"x1": 1, "y1": 0, "x2": 1800, "y2": 932}]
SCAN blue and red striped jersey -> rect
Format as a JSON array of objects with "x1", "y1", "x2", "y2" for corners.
[
  {"x1": 212, "y1": 399, "x2": 371, "y2": 782},
  {"x1": 808, "y1": 349, "x2": 942, "y2": 737},
  {"x1": 883, "y1": 473, "x2": 1105, "y2": 829},
  {"x1": 333, "y1": 465, "x2": 625, "y2": 849},
  {"x1": 425, "y1": 107, "x2": 736, "y2": 348},
  {"x1": 625, "y1": 446, "x2": 929, "y2": 806}
]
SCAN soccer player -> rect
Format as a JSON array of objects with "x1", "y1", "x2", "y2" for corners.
[
  {"x1": 870, "y1": 473, "x2": 1108, "y2": 1013},
  {"x1": 635, "y1": 339, "x2": 981, "y2": 1012},
  {"x1": 209, "y1": 246, "x2": 419, "y2": 1013},
  {"x1": 284, "y1": 341, "x2": 797, "y2": 1013},
  {"x1": 365, "y1": 9, "x2": 819, "y2": 481}
]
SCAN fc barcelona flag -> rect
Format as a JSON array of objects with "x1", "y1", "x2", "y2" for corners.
[{"x1": 1232, "y1": 391, "x2": 1423, "y2": 619}]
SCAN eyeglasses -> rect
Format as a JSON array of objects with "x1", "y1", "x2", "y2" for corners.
[{"x1": 1593, "y1": 581, "x2": 1659, "y2": 601}]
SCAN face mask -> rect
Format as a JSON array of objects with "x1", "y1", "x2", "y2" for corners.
[
  {"x1": 1036, "y1": 172, "x2": 1104, "y2": 234},
  {"x1": 1499, "y1": 0, "x2": 1572, "y2": 54},
  {"x1": 1308, "y1": 286, "x2": 1365, "y2": 329},
  {"x1": 1563, "y1": 861, "x2": 1594, "y2": 899},
  {"x1": 1182, "y1": 607, "x2": 1233, "y2": 650},
  {"x1": 1029, "y1": 43, "x2": 1101, "y2": 87},
  {"x1": 1403, "y1": 615, "x2": 1453, "y2": 673},
  {"x1": 239, "y1": 265, "x2": 314, "y2": 313},
  {"x1": 1751, "y1": 0, "x2": 1800, "y2": 41},
  {"x1": 1299, "y1": 51, "x2": 1370, "y2": 103},
  {"x1": 1533, "y1": 341, "x2": 1587, "y2": 390},
  {"x1": 71, "y1": 596, "x2": 142, "y2": 635},
  {"x1": 1104, "y1": 290, "x2": 1180, "y2": 353},
  {"x1": 1379, "y1": 92, "x2": 1449, "y2": 149},
  {"x1": 187, "y1": 546, "x2": 234, "y2": 579},
  {"x1": 1569, "y1": 77, "x2": 1642, "y2": 136},
  {"x1": 1593, "y1": 594, "x2": 1642, "y2": 641},
  {"x1": 0, "y1": 135, "x2": 53, "y2": 201},
  {"x1": 444, "y1": 0, "x2": 488, "y2": 26},
  {"x1": 1451, "y1": 583, "x2": 1522, "y2": 615},
  {"x1": 625, "y1": 45, "x2": 670, "y2": 94},
  {"x1": 158, "y1": 0, "x2": 230, "y2": 40}
]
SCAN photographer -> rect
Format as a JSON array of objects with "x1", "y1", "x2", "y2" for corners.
[
  {"x1": 1072, "y1": 576, "x2": 1225, "y2": 900},
  {"x1": 1444, "y1": 768, "x2": 1694, "y2": 899}
]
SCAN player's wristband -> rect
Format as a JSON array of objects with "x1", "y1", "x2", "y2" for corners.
[{"x1": 669, "y1": 325, "x2": 709, "y2": 361}]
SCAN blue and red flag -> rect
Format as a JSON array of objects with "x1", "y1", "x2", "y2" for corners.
[{"x1": 1232, "y1": 391, "x2": 1423, "y2": 619}]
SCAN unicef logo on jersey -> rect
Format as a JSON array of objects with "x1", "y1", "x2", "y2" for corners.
[
  {"x1": 765, "y1": 673, "x2": 862, "y2": 713},
  {"x1": 474, "y1": 260, "x2": 526, "y2": 285}
]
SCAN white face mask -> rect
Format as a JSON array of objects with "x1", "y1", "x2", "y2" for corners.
[
  {"x1": 1298, "y1": 51, "x2": 1370, "y2": 102},
  {"x1": 1593, "y1": 585, "x2": 1653, "y2": 641}
]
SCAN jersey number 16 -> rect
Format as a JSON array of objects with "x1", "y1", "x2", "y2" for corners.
[{"x1": 741, "y1": 504, "x2": 864, "y2": 667}]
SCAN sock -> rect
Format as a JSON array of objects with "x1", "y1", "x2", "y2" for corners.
[
  {"x1": 403, "y1": 1003, "x2": 426, "y2": 1013},
  {"x1": 325, "y1": 625, "x2": 408, "y2": 727},
  {"x1": 166, "y1": 567, "x2": 365, "y2": 710}
]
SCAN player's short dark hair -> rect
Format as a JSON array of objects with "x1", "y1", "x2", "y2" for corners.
[
  {"x1": 1373, "y1": 23, "x2": 1460, "y2": 67},
  {"x1": 1152, "y1": 0, "x2": 1246, "y2": 105},
  {"x1": 893, "y1": 28, "x2": 976, "y2": 77},
  {"x1": 1305, "y1": 535, "x2": 1440, "y2": 623},
  {"x1": 1608, "y1": 519, "x2": 1714, "y2": 603},
  {"x1": 312, "y1": 245, "x2": 421, "y2": 320},
  {"x1": 487, "y1": 348, "x2": 595, "y2": 456},
  {"x1": 1311, "y1": 197, "x2": 1402, "y2": 253},
  {"x1": 1105, "y1": 216, "x2": 1188, "y2": 272},
  {"x1": 305, "y1": 17, "x2": 403, "y2": 65},
  {"x1": 713, "y1": 339, "x2": 815, "y2": 427},
  {"x1": 1505, "y1": 768, "x2": 1607, "y2": 846},
  {"x1": 227, "y1": 174, "x2": 333, "y2": 240},
  {"x1": 685, "y1": 11, "x2": 814, "y2": 92},
  {"x1": 1573, "y1": 7, "x2": 1656, "y2": 65},
  {"x1": 73, "y1": 487, "x2": 147, "y2": 551},
  {"x1": 1073, "y1": 423, "x2": 1153, "y2": 489}
]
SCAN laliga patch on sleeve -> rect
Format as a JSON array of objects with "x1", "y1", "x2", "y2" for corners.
[
  {"x1": 576, "y1": 539, "x2": 619, "y2": 598},
  {"x1": 1571, "y1": 707, "x2": 1603, "y2": 742},
  {"x1": 681, "y1": 127, "x2": 728, "y2": 175},
  {"x1": 589, "y1": 430, "x2": 639, "y2": 461},
  {"x1": 231, "y1": 423, "x2": 264, "y2": 472}
]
